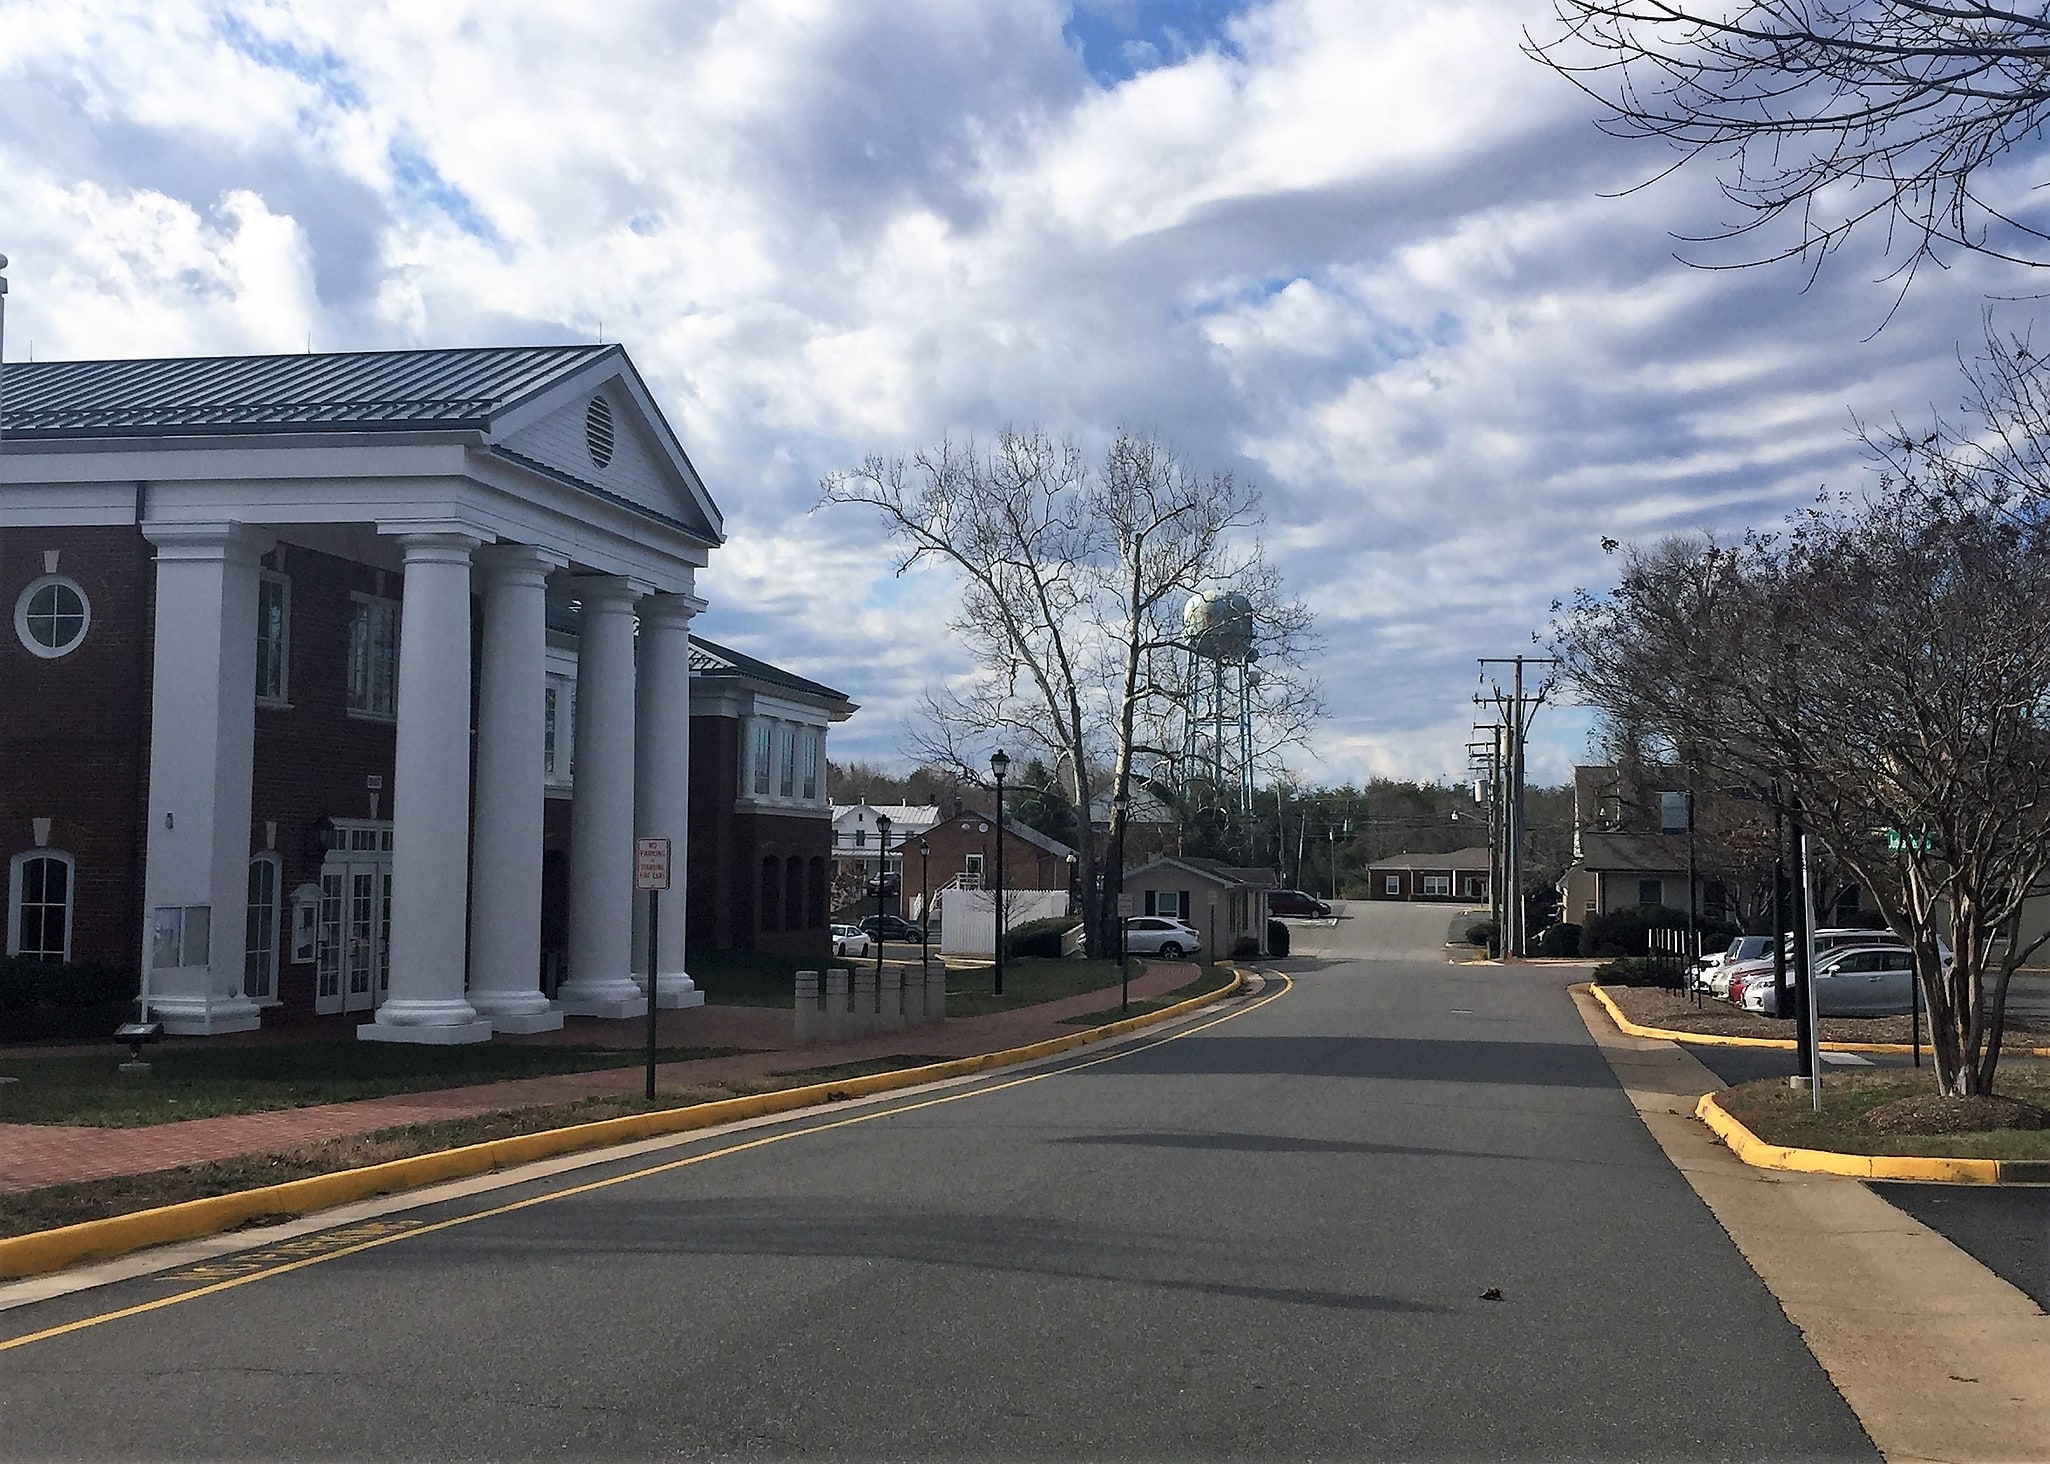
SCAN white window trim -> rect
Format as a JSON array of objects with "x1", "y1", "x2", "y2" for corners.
[
  {"x1": 1422, "y1": 874, "x2": 1452, "y2": 897},
  {"x1": 345, "y1": 591, "x2": 401, "y2": 723},
  {"x1": 1383, "y1": 874, "x2": 1400, "y2": 895},
  {"x1": 256, "y1": 570, "x2": 293, "y2": 709},
  {"x1": 8, "y1": 848, "x2": 76, "y2": 962},
  {"x1": 14, "y1": 574, "x2": 91, "y2": 660},
  {"x1": 245, "y1": 852, "x2": 283, "y2": 1005}
]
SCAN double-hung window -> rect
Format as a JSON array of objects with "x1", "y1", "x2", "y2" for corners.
[
  {"x1": 779, "y1": 726, "x2": 797, "y2": 797},
  {"x1": 752, "y1": 721, "x2": 772, "y2": 796},
  {"x1": 800, "y1": 728, "x2": 820, "y2": 801},
  {"x1": 543, "y1": 673, "x2": 575, "y2": 785},
  {"x1": 347, "y1": 594, "x2": 399, "y2": 719},
  {"x1": 256, "y1": 572, "x2": 290, "y2": 705}
]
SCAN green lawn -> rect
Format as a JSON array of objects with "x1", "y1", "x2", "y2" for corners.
[
  {"x1": 1717, "y1": 1066, "x2": 2050, "y2": 1160},
  {"x1": 686, "y1": 946, "x2": 829, "y2": 1007},
  {"x1": 943, "y1": 956, "x2": 1187, "y2": 1018},
  {"x1": 0, "y1": 1041, "x2": 748, "y2": 1128}
]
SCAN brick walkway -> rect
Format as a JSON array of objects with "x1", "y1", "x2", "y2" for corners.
[{"x1": 0, "y1": 964, "x2": 1198, "y2": 1195}]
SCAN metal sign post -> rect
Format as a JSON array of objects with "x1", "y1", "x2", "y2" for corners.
[
  {"x1": 1117, "y1": 892, "x2": 1135, "y2": 1013},
  {"x1": 636, "y1": 838, "x2": 671, "y2": 1101}
]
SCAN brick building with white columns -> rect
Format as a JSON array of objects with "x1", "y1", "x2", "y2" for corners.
[{"x1": 0, "y1": 344, "x2": 750, "y2": 1043}]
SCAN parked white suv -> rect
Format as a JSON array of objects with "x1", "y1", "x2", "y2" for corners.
[{"x1": 1122, "y1": 916, "x2": 1202, "y2": 958}]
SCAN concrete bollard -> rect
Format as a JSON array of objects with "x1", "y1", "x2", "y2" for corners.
[
  {"x1": 852, "y1": 967, "x2": 878, "y2": 1037},
  {"x1": 881, "y1": 966, "x2": 904, "y2": 1031},
  {"x1": 825, "y1": 968, "x2": 850, "y2": 1042},
  {"x1": 900, "y1": 965, "x2": 925, "y2": 1027},
  {"x1": 924, "y1": 959, "x2": 946, "y2": 1023},
  {"x1": 794, "y1": 969, "x2": 821, "y2": 1044}
]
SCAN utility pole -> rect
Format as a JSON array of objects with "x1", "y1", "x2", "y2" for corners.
[
  {"x1": 1476, "y1": 656, "x2": 1558, "y2": 958},
  {"x1": 1468, "y1": 727, "x2": 1503, "y2": 945}
]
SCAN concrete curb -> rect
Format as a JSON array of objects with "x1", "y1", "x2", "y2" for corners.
[
  {"x1": 1695, "y1": 1091, "x2": 2050, "y2": 1185},
  {"x1": 1586, "y1": 981, "x2": 2050, "y2": 1058},
  {"x1": 0, "y1": 970, "x2": 1248, "y2": 1282}
]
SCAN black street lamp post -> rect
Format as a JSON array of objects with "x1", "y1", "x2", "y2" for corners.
[
  {"x1": 874, "y1": 812, "x2": 892, "y2": 984},
  {"x1": 918, "y1": 838, "x2": 931, "y2": 972},
  {"x1": 990, "y1": 749, "x2": 1010, "y2": 998}
]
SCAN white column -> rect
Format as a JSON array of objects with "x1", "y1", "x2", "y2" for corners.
[
  {"x1": 140, "y1": 523, "x2": 266, "y2": 1036},
  {"x1": 557, "y1": 576, "x2": 648, "y2": 1018},
  {"x1": 363, "y1": 531, "x2": 491, "y2": 1044},
  {"x1": 465, "y1": 544, "x2": 566, "y2": 1033},
  {"x1": 632, "y1": 591, "x2": 705, "y2": 1008}
]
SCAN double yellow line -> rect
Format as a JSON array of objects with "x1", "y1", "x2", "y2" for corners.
[{"x1": 0, "y1": 973, "x2": 1292, "y2": 1355}]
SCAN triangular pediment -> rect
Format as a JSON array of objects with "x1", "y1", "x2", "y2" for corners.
[{"x1": 492, "y1": 354, "x2": 722, "y2": 545}]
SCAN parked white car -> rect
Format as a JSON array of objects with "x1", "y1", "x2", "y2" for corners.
[
  {"x1": 1694, "y1": 935, "x2": 1774, "y2": 996},
  {"x1": 1122, "y1": 916, "x2": 1202, "y2": 958},
  {"x1": 830, "y1": 924, "x2": 873, "y2": 958}
]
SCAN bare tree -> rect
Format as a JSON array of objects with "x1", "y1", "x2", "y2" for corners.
[
  {"x1": 819, "y1": 429, "x2": 1318, "y2": 957},
  {"x1": 1557, "y1": 493, "x2": 2050, "y2": 1097},
  {"x1": 1528, "y1": 3, "x2": 2050, "y2": 285}
]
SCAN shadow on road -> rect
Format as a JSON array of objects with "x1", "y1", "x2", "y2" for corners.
[
  {"x1": 1048, "y1": 1129, "x2": 1643, "y2": 1171},
  {"x1": 1083, "y1": 1033, "x2": 1614, "y2": 1088},
  {"x1": 408, "y1": 1199, "x2": 1455, "y2": 1316}
]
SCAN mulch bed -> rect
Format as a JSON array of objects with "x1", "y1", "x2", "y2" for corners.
[
  {"x1": 1863, "y1": 1093, "x2": 2050, "y2": 1135},
  {"x1": 1601, "y1": 983, "x2": 2050, "y2": 1047}
]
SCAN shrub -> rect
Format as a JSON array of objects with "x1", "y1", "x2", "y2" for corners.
[
  {"x1": 1231, "y1": 934, "x2": 1259, "y2": 959},
  {"x1": 1533, "y1": 922, "x2": 1582, "y2": 958},
  {"x1": 0, "y1": 956, "x2": 139, "y2": 1041},
  {"x1": 1004, "y1": 916, "x2": 1078, "y2": 959},
  {"x1": 1581, "y1": 905, "x2": 1740, "y2": 959},
  {"x1": 1590, "y1": 956, "x2": 1675, "y2": 987},
  {"x1": 1464, "y1": 918, "x2": 1499, "y2": 954},
  {"x1": 1266, "y1": 919, "x2": 1290, "y2": 956}
]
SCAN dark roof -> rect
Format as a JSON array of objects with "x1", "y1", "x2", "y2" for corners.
[
  {"x1": 689, "y1": 634, "x2": 850, "y2": 706},
  {"x1": 1366, "y1": 846, "x2": 1493, "y2": 872},
  {"x1": 1575, "y1": 832, "x2": 1687, "y2": 873},
  {"x1": 537, "y1": 604, "x2": 850, "y2": 709},
  {"x1": 0, "y1": 344, "x2": 618, "y2": 438},
  {"x1": 1126, "y1": 855, "x2": 1276, "y2": 889}
]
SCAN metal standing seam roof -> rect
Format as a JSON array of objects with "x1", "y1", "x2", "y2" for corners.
[{"x1": 0, "y1": 344, "x2": 620, "y2": 437}]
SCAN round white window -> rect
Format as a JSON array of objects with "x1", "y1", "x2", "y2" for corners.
[{"x1": 15, "y1": 576, "x2": 91, "y2": 659}]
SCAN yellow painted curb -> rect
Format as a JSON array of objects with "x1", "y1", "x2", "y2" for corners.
[
  {"x1": 0, "y1": 970, "x2": 1247, "y2": 1282},
  {"x1": 1585, "y1": 982, "x2": 2050, "y2": 1058},
  {"x1": 1692, "y1": 1091, "x2": 2047, "y2": 1184}
]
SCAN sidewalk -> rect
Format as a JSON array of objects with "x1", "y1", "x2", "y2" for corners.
[{"x1": 0, "y1": 964, "x2": 1201, "y2": 1196}]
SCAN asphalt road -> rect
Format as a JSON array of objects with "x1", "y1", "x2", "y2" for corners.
[{"x1": 0, "y1": 906, "x2": 1877, "y2": 1460}]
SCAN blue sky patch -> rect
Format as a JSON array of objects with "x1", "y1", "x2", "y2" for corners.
[
  {"x1": 1063, "y1": 0, "x2": 1249, "y2": 86},
  {"x1": 214, "y1": 14, "x2": 366, "y2": 111},
  {"x1": 387, "y1": 141, "x2": 501, "y2": 244}
]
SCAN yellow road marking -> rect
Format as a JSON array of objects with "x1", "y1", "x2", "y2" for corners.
[{"x1": 0, "y1": 974, "x2": 1292, "y2": 1355}]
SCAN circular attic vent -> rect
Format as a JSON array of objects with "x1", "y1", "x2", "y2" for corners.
[{"x1": 585, "y1": 396, "x2": 615, "y2": 469}]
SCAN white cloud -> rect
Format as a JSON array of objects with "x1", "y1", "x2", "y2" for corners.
[{"x1": 0, "y1": 0, "x2": 2029, "y2": 787}]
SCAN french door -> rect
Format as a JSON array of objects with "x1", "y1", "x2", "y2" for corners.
[{"x1": 314, "y1": 822, "x2": 394, "y2": 1016}]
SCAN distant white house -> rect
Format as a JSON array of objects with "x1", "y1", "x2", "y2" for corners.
[{"x1": 829, "y1": 802, "x2": 940, "y2": 892}]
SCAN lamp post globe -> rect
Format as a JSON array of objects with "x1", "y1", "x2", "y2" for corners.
[{"x1": 990, "y1": 750, "x2": 1010, "y2": 997}]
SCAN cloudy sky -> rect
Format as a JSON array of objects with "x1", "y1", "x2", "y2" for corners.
[{"x1": 1, "y1": 0, "x2": 2030, "y2": 787}]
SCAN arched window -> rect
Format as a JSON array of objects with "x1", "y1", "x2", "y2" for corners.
[
  {"x1": 245, "y1": 853, "x2": 282, "y2": 1002},
  {"x1": 8, "y1": 850, "x2": 75, "y2": 962},
  {"x1": 784, "y1": 857, "x2": 805, "y2": 932},
  {"x1": 759, "y1": 856, "x2": 781, "y2": 933}
]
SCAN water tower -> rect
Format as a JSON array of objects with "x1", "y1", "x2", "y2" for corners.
[{"x1": 1181, "y1": 589, "x2": 1259, "y2": 815}]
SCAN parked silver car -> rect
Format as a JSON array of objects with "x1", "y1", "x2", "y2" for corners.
[
  {"x1": 1695, "y1": 935, "x2": 1774, "y2": 997},
  {"x1": 1742, "y1": 944, "x2": 1920, "y2": 1018}
]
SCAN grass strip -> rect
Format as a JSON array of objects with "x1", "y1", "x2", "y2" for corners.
[
  {"x1": 1604, "y1": 983, "x2": 2050, "y2": 1046},
  {"x1": 0, "y1": 1042, "x2": 753, "y2": 1128},
  {"x1": 0, "y1": 1056, "x2": 947, "y2": 1240},
  {"x1": 1057, "y1": 965, "x2": 1237, "y2": 1026},
  {"x1": 1716, "y1": 1068, "x2": 2050, "y2": 1161}
]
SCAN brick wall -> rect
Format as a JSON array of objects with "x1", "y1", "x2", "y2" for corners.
[{"x1": 0, "y1": 523, "x2": 153, "y2": 974}]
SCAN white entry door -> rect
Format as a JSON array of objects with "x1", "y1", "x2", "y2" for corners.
[{"x1": 314, "y1": 822, "x2": 394, "y2": 1016}]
